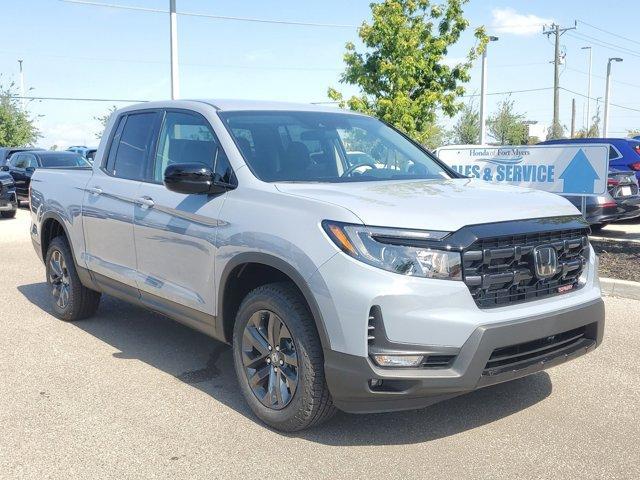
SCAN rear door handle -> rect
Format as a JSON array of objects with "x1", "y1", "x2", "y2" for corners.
[
  {"x1": 135, "y1": 196, "x2": 155, "y2": 209},
  {"x1": 87, "y1": 186, "x2": 102, "y2": 196}
]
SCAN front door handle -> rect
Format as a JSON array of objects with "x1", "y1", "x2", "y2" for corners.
[
  {"x1": 135, "y1": 196, "x2": 155, "y2": 209},
  {"x1": 87, "y1": 186, "x2": 102, "y2": 196}
]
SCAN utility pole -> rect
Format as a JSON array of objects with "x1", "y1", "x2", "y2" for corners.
[
  {"x1": 570, "y1": 98, "x2": 576, "y2": 138},
  {"x1": 603, "y1": 57, "x2": 623, "y2": 137},
  {"x1": 17, "y1": 59, "x2": 25, "y2": 110},
  {"x1": 169, "y1": 0, "x2": 179, "y2": 99},
  {"x1": 543, "y1": 22, "x2": 576, "y2": 137},
  {"x1": 479, "y1": 36, "x2": 499, "y2": 145},
  {"x1": 581, "y1": 46, "x2": 592, "y2": 129}
]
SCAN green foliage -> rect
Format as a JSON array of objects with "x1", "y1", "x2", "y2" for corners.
[
  {"x1": 0, "y1": 79, "x2": 40, "y2": 147},
  {"x1": 574, "y1": 104, "x2": 601, "y2": 139},
  {"x1": 487, "y1": 98, "x2": 528, "y2": 145},
  {"x1": 626, "y1": 129, "x2": 640, "y2": 138},
  {"x1": 451, "y1": 99, "x2": 479, "y2": 144},
  {"x1": 328, "y1": 0, "x2": 487, "y2": 146},
  {"x1": 94, "y1": 105, "x2": 118, "y2": 140}
]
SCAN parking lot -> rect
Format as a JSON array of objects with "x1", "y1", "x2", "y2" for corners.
[{"x1": 1, "y1": 208, "x2": 639, "y2": 479}]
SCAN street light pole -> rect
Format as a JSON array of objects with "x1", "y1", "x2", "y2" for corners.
[
  {"x1": 581, "y1": 46, "x2": 592, "y2": 130},
  {"x1": 169, "y1": 0, "x2": 179, "y2": 99},
  {"x1": 479, "y1": 36, "x2": 498, "y2": 145},
  {"x1": 18, "y1": 59, "x2": 25, "y2": 110},
  {"x1": 603, "y1": 57, "x2": 623, "y2": 137}
]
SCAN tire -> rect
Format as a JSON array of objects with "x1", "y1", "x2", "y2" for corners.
[
  {"x1": 45, "y1": 236, "x2": 101, "y2": 321},
  {"x1": 232, "y1": 282, "x2": 336, "y2": 431},
  {"x1": 591, "y1": 223, "x2": 607, "y2": 233},
  {"x1": 1, "y1": 210, "x2": 16, "y2": 218}
]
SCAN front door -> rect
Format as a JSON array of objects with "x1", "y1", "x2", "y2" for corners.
[
  {"x1": 82, "y1": 110, "x2": 161, "y2": 289},
  {"x1": 133, "y1": 110, "x2": 233, "y2": 319}
]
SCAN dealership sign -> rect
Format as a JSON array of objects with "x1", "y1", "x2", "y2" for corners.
[{"x1": 436, "y1": 144, "x2": 609, "y2": 196}]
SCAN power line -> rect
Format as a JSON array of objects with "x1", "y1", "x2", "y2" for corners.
[
  {"x1": 577, "y1": 19, "x2": 640, "y2": 47},
  {"x1": 565, "y1": 66, "x2": 640, "y2": 90},
  {"x1": 566, "y1": 31, "x2": 640, "y2": 59},
  {"x1": 59, "y1": 0, "x2": 358, "y2": 28},
  {"x1": 560, "y1": 87, "x2": 640, "y2": 113}
]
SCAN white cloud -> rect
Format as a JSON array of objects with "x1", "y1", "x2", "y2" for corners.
[{"x1": 490, "y1": 8, "x2": 553, "y2": 36}]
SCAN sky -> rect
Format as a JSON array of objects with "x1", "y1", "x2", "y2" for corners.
[{"x1": 1, "y1": 0, "x2": 640, "y2": 148}]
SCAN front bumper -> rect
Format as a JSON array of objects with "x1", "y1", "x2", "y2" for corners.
[
  {"x1": 0, "y1": 191, "x2": 18, "y2": 211},
  {"x1": 325, "y1": 298, "x2": 605, "y2": 414}
]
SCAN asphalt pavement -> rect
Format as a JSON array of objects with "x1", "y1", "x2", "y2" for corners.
[{"x1": 1, "y1": 208, "x2": 639, "y2": 479}]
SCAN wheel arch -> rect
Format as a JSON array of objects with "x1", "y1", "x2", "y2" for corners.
[{"x1": 217, "y1": 253, "x2": 331, "y2": 351}]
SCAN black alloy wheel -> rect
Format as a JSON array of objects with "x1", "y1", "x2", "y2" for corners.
[{"x1": 241, "y1": 309, "x2": 299, "y2": 409}]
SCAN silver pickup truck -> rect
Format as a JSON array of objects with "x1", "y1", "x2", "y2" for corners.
[{"x1": 30, "y1": 100, "x2": 604, "y2": 431}]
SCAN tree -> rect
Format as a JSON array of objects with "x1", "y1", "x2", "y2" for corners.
[
  {"x1": 94, "y1": 105, "x2": 117, "y2": 140},
  {"x1": 451, "y1": 99, "x2": 479, "y2": 144},
  {"x1": 626, "y1": 129, "x2": 640, "y2": 138},
  {"x1": 50, "y1": 144, "x2": 58, "y2": 151},
  {"x1": 0, "y1": 79, "x2": 40, "y2": 147},
  {"x1": 574, "y1": 104, "x2": 601, "y2": 138},
  {"x1": 328, "y1": 0, "x2": 487, "y2": 146},
  {"x1": 486, "y1": 98, "x2": 528, "y2": 145}
]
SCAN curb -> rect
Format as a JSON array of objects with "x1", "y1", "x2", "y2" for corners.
[
  {"x1": 591, "y1": 235, "x2": 640, "y2": 244},
  {"x1": 600, "y1": 277, "x2": 640, "y2": 301}
]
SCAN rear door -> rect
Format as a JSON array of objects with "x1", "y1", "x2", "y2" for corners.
[
  {"x1": 8, "y1": 154, "x2": 29, "y2": 198},
  {"x1": 133, "y1": 109, "x2": 233, "y2": 320},
  {"x1": 82, "y1": 110, "x2": 161, "y2": 289}
]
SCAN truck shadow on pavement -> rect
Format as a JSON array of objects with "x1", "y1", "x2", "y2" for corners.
[{"x1": 18, "y1": 283, "x2": 552, "y2": 446}]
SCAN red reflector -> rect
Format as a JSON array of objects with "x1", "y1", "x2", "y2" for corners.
[
  {"x1": 558, "y1": 284, "x2": 574, "y2": 294},
  {"x1": 607, "y1": 178, "x2": 620, "y2": 186},
  {"x1": 629, "y1": 162, "x2": 640, "y2": 171}
]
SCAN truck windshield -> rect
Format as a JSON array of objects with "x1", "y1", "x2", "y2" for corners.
[
  {"x1": 219, "y1": 111, "x2": 453, "y2": 183},
  {"x1": 40, "y1": 154, "x2": 90, "y2": 168}
]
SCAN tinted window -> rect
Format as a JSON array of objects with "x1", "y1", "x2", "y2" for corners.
[
  {"x1": 220, "y1": 111, "x2": 450, "y2": 183},
  {"x1": 11, "y1": 154, "x2": 27, "y2": 169},
  {"x1": 154, "y1": 111, "x2": 234, "y2": 184},
  {"x1": 110, "y1": 112, "x2": 158, "y2": 180},
  {"x1": 24, "y1": 154, "x2": 38, "y2": 168},
  {"x1": 609, "y1": 146, "x2": 621, "y2": 160},
  {"x1": 39, "y1": 154, "x2": 89, "y2": 168}
]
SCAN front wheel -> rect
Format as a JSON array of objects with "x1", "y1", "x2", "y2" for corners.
[
  {"x1": 232, "y1": 282, "x2": 336, "y2": 431},
  {"x1": 45, "y1": 236, "x2": 101, "y2": 321}
]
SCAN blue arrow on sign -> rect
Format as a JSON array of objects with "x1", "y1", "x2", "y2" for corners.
[{"x1": 559, "y1": 148, "x2": 600, "y2": 194}]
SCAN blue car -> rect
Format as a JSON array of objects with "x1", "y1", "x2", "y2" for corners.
[
  {"x1": 539, "y1": 137, "x2": 640, "y2": 181},
  {"x1": 538, "y1": 138, "x2": 640, "y2": 228}
]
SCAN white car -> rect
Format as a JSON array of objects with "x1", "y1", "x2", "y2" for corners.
[{"x1": 30, "y1": 100, "x2": 604, "y2": 431}]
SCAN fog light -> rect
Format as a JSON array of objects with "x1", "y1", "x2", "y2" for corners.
[{"x1": 372, "y1": 354, "x2": 423, "y2": 367}]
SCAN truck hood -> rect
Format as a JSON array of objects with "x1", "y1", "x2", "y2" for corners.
[{"x1": 275, "y1": 178, "x2": 580, "y2": 231}]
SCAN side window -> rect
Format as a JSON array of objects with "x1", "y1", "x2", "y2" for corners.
[
  {"x1": 154, "y1": 111, "x2": 232, "y2": 183},
  {"x1": 11, "y1": 154, "x2": 26, "y2": 169},
  {"x1": 109, "y1": 112, "x2": 158, "y2": 181},
  {"x1": 25, "y1": 154, "x2": 38, "y2": 168},
  {"x1": 609, "y1": 146, "x2": 621, "y2": 160}
]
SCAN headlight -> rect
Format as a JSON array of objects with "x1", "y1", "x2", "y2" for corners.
[{"x1": 322, "y1": 221, "x2": 462, "y2": 280}]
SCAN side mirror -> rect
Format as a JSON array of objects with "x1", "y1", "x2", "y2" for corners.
[
  {"x1": 163, "y1": 163, "x2": 234, "y2": 195},
  {"x1": 0, "y1": 165, "x2": 9, "y2": 172},
  {"x1": 25, "y1": 166, "x2": 36, "y2": 173}
]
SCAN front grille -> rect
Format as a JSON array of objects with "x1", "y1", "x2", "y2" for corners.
[
  {"x1": 462, "y1": 228, "x2": 589, "y2": 308},
  {"x1": 483, "y1": 326, "x2": 592, "y2": 376}
]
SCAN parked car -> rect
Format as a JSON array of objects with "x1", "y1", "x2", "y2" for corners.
[
  {"x1": 0, "y1": 171, "x2": 18, "y2": 218},
  {"x1": 85, "y1": 148, "x2": 98, "y2": 163},
  {"x1": 66, "y1": 145, "x2": 90, "y2": 157},
  {"x1": 29, "y1": 100, "x2": 604, "y2": 432},
  {"x1": 0, "y1": 147, "x2": 45, "y2": 165},
  {"x1": 539, "y1": 137, "x2": 640, "y2": 181},
  {"x1": 563, "y1": 170, "x2": 640, "y2": 230},
  {"x1": 1, "y1": 151, "x2": 90, "y2": 202}
]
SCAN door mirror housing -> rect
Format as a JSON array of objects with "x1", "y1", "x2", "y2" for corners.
[
  {"x1": 0, "y1": 165, "x2": 9, "y2": 172},
  {"x1": 25, "y1": 166, "x2": 36, "y2": 173},
  {"x1": 163, "y1": 163, "x2": 235, "y2": 195}
]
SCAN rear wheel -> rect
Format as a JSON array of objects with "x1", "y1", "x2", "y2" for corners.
[
  {"x1": 591, "y1": 223, "x2": 607, "y2": 233},
  {"x1": 232, "y1": 282, "x2": 336, "y2": 431},
  {"x1": 45, "y1": 236, "x2": 101, "y2": 321}
]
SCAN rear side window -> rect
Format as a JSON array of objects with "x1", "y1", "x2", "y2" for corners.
[
  {"x1": 107, "y1": 112, "x2": 158, "y2": 180},
  {"x1": 609, "y1": 146, "x2": 622, "y2": 160},
  {"x1": 154, "y1": 111, "x2": 234, "y2": 184}
]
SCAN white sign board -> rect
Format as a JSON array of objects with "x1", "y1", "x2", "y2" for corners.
[{"x1": 436, "y1": 144, "x2": 609, "y2": 196}]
